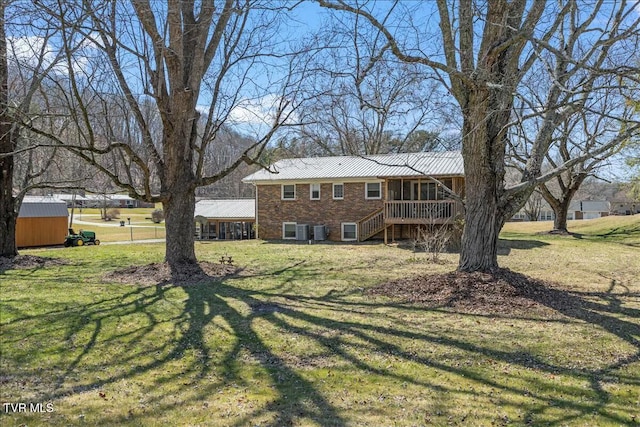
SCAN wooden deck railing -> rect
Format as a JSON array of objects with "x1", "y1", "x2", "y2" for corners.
[
  {"x1": 384, "y1": 200, "x2": 462, "y2": 224},
  {"x1": 357, "y1": 208, "x2": 386, "y2": 241}
]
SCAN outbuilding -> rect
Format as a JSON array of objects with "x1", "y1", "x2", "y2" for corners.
[
  {"x1": 16, "y1": 197, "x2": 69, "y2": 248},
  {"x1": 194, "y1": 199, "x2": 255, "y2": 240}
]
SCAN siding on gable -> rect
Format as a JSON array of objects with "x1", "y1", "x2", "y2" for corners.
[{"x1": 256, "y1": 182, "x2": 385, "y2": 241}]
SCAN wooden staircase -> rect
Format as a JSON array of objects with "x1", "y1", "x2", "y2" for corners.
[{"x1": 357, "y1": 208, "x2": 387, "y2": 241}]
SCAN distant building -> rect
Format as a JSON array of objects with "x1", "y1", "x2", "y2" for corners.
[
  {"x1": 610, "y1": 201, "x2": 639, "y2": 216},
  {"x1": 568, "y1": 201, "x2": 610, "y2": 220},
  {"x1": 511, "y1": 199, "x2": 610, "y2": 221},
  {"x1": 51, "y1": 193, "x2": 154, "y2": 208}
]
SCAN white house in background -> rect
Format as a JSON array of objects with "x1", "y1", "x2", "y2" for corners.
[
  {"x1": 512, "y1": 199, "x2": 610, "y2": 221},
  {"x1": 50, "y1": 193, "x2": 154, "y2": 208},
  {"x1": 610, "y1": 201, "x2": 639, "y2": 216},
  {"x1": 567, "y1": 200, "x2": 610, "y2": 220},
  {"x1": 511, "y1": 202, "x2": 555, "y2": 221}
]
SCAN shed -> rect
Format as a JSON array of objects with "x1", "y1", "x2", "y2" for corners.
[
  {"x1": 194, "y1": 199, "x2": 255, "y2": 240},
  {"x1": 16, "y1": 197, "x2": 69, "y2": 248}
]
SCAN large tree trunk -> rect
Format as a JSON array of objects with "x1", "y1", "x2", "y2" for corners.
[
  {"x1": 0, "y1": 3, "x2": 18, "y2": 258},
  {"x1": 457, "y1": 86, "x2": 510, "y2": 273},
  {"x1": 0, "y1": 138, "x2": 17, "y2": 257},
  {"x1": 163, "y1": 188, "x2": 196, "y2": 270},
  {"x1": 161, "y1": 92, "x2": 199, "y2": 271},
  {"x1": 539, "y1": 177, "x2": 585, "y2": 234},
  {"x1": 0, "y1": 195, "x2": 17, "y2": 258},
  {"x1": 459, "y1": 188, "x2": 503, "y2": 272},
  {"x1": 552, "y1": 202, "x2": 569, "y2": 233}
]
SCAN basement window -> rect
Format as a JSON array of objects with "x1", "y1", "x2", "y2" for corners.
[
  {"x1": 283, "y1": 222, "x2": 296, "y2": 239},
  {"x1": 341, "y1": 223, "x2": 357, "y2": 241}
]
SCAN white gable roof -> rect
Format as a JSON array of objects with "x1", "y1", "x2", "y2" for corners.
[
  {"x1": 242, "y1": 151, "x2": 463, "y2": 183},
  {"x1": 194, "y1": 199, "x2": 255, "y2": 219}
]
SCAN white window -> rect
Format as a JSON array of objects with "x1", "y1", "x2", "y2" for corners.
[
  {"x1": 310, "y1": 183, "x2": 321, "y2": 200},
  {"x1": 282, "y1": 184, "x2": 296, "y2": 200},
  {"x1": 282, "y1": 222, "x2": 297, "y2": 239},
  {"x1": 333, "y1": 183, "x2": 344, "y2": 200},
  {"x1": 365, "y1": 182, "x2": 381, "y2": 199},
  {"x1": 341, "y1": 223, "x2": 357, "y2": 241}
]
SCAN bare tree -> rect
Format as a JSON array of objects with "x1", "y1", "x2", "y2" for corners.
[
  {"x1": 0, "y1": 1, "x2": 15, "y2": 257},
  {"x1": 318, "y1": 0, "x2": 640, "y2": 272},
  {"x1": 1, "y1": 1, "x2": 90, "y2": 257},
  {"x1": 510, "y1": 54, "x2": 636, "y2": 233},
  {"x1": 522, "y1": 190, "x2": 544, "y2": 222},
  {"x1": 625, "y1": 68, "x2": 640, "y2": 201},
  {"x1": 23, "y1": 1, "x2": 308, "y2": 271},
  {"x1": 296, "y1": 16, "x2": 451, "y2": 156}
]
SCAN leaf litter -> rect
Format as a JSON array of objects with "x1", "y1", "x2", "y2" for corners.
[
  {"x1": 367, "y1": 268, "x2": 585, "y2": 317},
  {"x1": 104, "y1": 261, "x2": 239, "y2": 286}
]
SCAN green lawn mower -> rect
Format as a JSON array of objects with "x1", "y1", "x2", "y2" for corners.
[{"x1": 64, "y1": 228, "x2": 100, "y2": 247}]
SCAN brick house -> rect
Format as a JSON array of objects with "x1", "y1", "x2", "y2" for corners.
[{"x1": 242, "y1": 151, "x2": 464, "y2": 243}]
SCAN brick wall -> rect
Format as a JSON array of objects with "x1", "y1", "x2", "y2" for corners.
[{"x1": 256, "y1": 182, "x2": 384, "y2": 241}]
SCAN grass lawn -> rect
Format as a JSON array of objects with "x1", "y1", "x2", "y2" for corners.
[
  {"x1": 68, "y1": 208, "x2": 166, "y2": 242},
  {"x1": 1, "y1": 216, "x2": 639, "y2": 426}
]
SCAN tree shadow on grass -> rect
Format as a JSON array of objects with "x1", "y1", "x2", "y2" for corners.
[
  {"x1": 497, "y1": 238, "x2": 549, "y2": 255},
  {"x1": 1, "y1": 261, "x2": 638, "y2": 426},
  {"x1": 0, "y1": 255, "x2": 67, "y2": 274},
  {"x1": 513, "y1": 272, "x2": 639, "y2": 389},
  {"x1": 570, "y1": 223, "x2": 640, "y2": 248}
]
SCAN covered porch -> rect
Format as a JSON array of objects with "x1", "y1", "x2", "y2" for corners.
[
  {"x1": 358, "y1": 177, "x2": 464, "y2": 242},
  {"x1": 195, "y1": 217, "x2": 255, "y2": 240},
  {"x1": 384, "y1": 199, "x2": 463, "y2": 224},
  {"x1": 385, "y1": 176, "x2": 463, "y2": 223}
]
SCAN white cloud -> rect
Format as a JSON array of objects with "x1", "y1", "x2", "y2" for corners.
[
  {"x1": 229, "y1": 94, "x2": 287, "y2": 126},
  {"x1": 8, "y1": 36, "x2": 53, "y2": 67},
  {"x1": 8, "y1": 36, "x2": 88, "y2": 76}
]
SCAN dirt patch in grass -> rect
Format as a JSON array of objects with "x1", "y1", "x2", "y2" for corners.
[
  {"x1": 0, "y1": 255, "x2": 67, "y2": 271},
  {"x1": 368, "y1": 268, "x2": 578, "y2": 317},
  {"x1": 105, "y1": 261, "x2": 238, "y2": 285}
]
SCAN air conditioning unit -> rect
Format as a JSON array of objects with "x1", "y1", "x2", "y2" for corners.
[
  {"x1": 296, "y1": 224, "x2": 309, "y2": 241},
  {"x1": 313, "y1": 225, "x2": 327, "y2": 241}
]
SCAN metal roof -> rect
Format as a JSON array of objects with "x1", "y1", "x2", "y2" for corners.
[
  {"x1": 51, "y1": 193, "x2": 88, "y2": 201},
  {"x1": 52, "y1": 193, "x2": 135, "y2": 201},
  {"x1": 242, "y1": 151, "x2": 464, "y2": 183},
  {"x1": 194, "y1": 199, "x2": 255, "y2": 220},
  {"x1": 19, "y1": 197, "x2": 69, "y2": 218},
  {"x1": 579, "y1": 201, "x2": 610, "y2": 212}
]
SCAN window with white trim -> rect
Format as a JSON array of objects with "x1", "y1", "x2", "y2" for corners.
[
  {"x1": 365, "y1": 182, "x2": 381, "y2": 199},
  {"x1": 282, "y1": 184, "x2": 296, "y2": 200},
  {"x1": 310, "y1": 183, "x2": 321, "y2": 200},
  {"x1": 333, "y1": 183, "x2": 344, "y2": 200},
  {"x1": 341, "y1": 223, "x2": 357, "y2": 241},
  {"x1": 282, "y1": 222, "x2": 296, "y2": 239}
]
